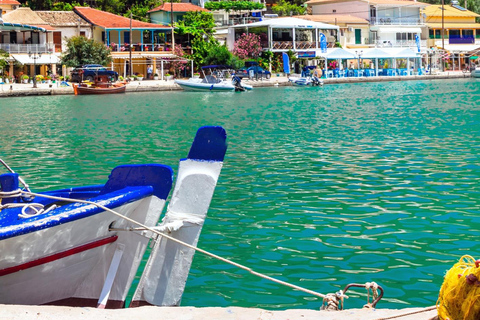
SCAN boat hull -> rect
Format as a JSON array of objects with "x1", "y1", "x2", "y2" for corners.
[
  {"x1": 73, "y1": 83, "x2": 127, "y2": 95},
  {"x1": 471, "y1": 69, "x2": 480, "y2": 78},
  {"x1": 175, "y1": 79, "x2": 235, "y2": 91},
  {"x1": 0, "y1": 196, "x2": 164, "y2": 307}
]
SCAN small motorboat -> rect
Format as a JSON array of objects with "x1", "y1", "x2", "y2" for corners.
[
  {"x1": 175, "y1": 65, "x2": 252, "y2": 92},
  {"x1": 288, "y1": 75, "x2": 323, "y2": 87},
  {"x1": 0, "y1": 126, "x2": 227, "y2": 308},
  {"x1": 289, "y1": 66, "x2": 324, "y2": 87},
  {"x1": 73, "y1": 75, "x2": 127, "y2": 95},
  {"x1": 471, "y1": 66, "x2": 480, "y2": 78}
]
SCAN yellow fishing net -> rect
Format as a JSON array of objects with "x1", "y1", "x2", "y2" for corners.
[{"x1": 437, "y1": 255, "x2": 480, "y2": 320}]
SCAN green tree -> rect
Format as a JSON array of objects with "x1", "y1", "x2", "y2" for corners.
[
  {"x1": 95, "y1": 0, "x2": 125, "y2": 14},
  {"x1": 204, "y1": 44, "x2": 233, "y2": 66},
  {"x1": 175, "y1": 11, "x2": 217, "y2": 68},
  {"x1": 61, "y1": 36, "x2": 112, "y2": 67},
  {"x1": 0, "y1": 49, "x2": 9, "y2": 78},
  {"x1": 272, "y1": 0, "x2": 306, "y2": 16},
  {"x1": 52, "y1": 1, "x2": 83, "y2": 11}
]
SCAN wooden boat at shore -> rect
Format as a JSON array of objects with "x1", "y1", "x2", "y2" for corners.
[
  {"x1": 73, "y1": 75, "x2": 127, "y2": 95},
  {"x1": 0, "y1": 126, "x2": 227, "y2": 308}
]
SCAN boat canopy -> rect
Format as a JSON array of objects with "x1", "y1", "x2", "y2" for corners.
[{"x1": 201, "y1": 65, "x2": 233, "y2": 69}]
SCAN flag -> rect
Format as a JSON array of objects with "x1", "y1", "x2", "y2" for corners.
[
  {"x1": 319, "y1": 33, "x2": 327, "y2": 53},
  {"x1": 282, "y1": 52, "x2": 290, "y2": 74},
  {"x1": 415, "y1": 34, "x2": 421, "y2": 53}
]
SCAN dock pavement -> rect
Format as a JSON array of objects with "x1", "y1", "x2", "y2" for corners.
[
  {"x1": 0, "y1": 304, "x2": 438, "y2": 320},
  {"x1": 0, "y1": 71, "x2": 471, "y2": 98}
]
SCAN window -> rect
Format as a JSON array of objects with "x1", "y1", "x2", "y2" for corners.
[
  {"x1": 80, "y1": 31, "x2": 86, "y2": 37},
  {"x1": 102, "y1": 31, "x2": 105, "y2": 42},
  {"x1": 10, "y1": 31, "x2": 16, "y2": 44},
  {"x1": 124, "y1": 31, "x2": 130, "y2": 44}
]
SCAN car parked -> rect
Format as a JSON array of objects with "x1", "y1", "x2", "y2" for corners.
[
  {"x1": 70, "y1": 64, "x2": 119, "y2": 82},
  {"x1": 235, "y1": 65, "x2": 271, "y2": 79}
]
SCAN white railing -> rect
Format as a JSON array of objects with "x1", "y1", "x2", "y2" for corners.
[
  {"x1": 0, "y1": 43, "x2": 54, "y2": 54},
  {"x1": 371, "y1": 17, "x2": 424, "y2": 25},
  {"x1": 372, "y1": 39, "x2": 426, "y2": 48}
]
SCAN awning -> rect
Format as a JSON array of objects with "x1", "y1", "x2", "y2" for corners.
[
  {"x1": 392, "y1": 48, "x2": 421, "y2": 58},
  {"x1": 361, "y1": 48, "x2": 392, "y2": 58},
  {"x1": 11, "y1": 54, "x2": 59, "y2": 65},
  {"x1": 323, "y1": 48, "x2": 356, "y2": 59},
  {"x1": 470, "y1": 56, "x2": 478, "y2": 59}
]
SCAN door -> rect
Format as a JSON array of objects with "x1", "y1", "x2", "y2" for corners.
[
  {"x1": 53, "y1": 31, "x2": 62, "y2": 52},
  {"x1": 355, "y1": 29, "x2": 362, "y2": 44}
]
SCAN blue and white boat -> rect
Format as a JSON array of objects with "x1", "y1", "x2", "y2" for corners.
[
  {"x1": 471, "y1": 66, "x2": 480, "y2": 78},
  {"x1": 175, "y1": 65, "x2": 252, "y2": 92},
  {"x1": 0, "y1": 126, "x2": 227, "y2": 308},
  {"x1": 288, "y1": 67, "x2": 323, "y2": 87}
]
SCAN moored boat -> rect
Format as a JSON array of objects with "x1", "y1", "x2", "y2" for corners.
[
  {"x1": 175, "y1": 65, "x2": 252, "y2": 92},
  {"x1": 0, "y1": 126, "x2": 227, "y2": 308},
  {"x1": 73, "y1": 75, "x2": 127, "y2": 95},
  {"x1": 471, "y1": 66, "x2": 480, "y2": 78}
]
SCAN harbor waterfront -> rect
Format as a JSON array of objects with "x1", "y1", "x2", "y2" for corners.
[
  {"x1": 0, "y1": 78, "x2": 479, "y2": 317},
  {"x1": 0, "y1": 71, "x2": 472, "y2": 97}
]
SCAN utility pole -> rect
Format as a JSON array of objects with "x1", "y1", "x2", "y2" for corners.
[
  {"x1": 129, "y1": 11, "x2": 132, "y2": 77},
  {"x1": 442, "y1": 0, "x2": 445, "y2": 71},
  {"x1": 171, "y1": 2, "x2": 175, "y2": 50}
]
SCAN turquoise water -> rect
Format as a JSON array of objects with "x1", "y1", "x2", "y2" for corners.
[{"x1": 1, "y1": 79, "x2": 480, "y2": 310}]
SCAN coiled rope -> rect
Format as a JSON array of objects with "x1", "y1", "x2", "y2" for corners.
[{"x1": 1, "y1": 189, "x2": 345, "y2": 303}]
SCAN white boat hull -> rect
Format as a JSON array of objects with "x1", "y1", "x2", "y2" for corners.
[
  {"x1": 471, "y1": 69, "x2": 480, "y2": 78},
  {"x1": 0, "y1": 196, "x2": 164, "y2": 307},
  {"x1": 175, "y1": 79, "x2": 235, "y2": 91}
]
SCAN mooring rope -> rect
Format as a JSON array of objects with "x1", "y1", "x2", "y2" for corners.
[
  {"x1": 1, "y1": 189, "x2": 335, "y2": 301},
  {"x1": 370, "y1": 306, "x2": 437, "y2": 320}
]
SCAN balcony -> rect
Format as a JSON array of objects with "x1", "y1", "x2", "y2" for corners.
[
  {"x1": 367, "y1": 39, "x2": 427, "y2": 48},
  {"x1": 0, "y1": 43, "x2": 54, "y2": 54},
  {"x1": 108, "y1": 43, "x2": 171, "y2": 52},
  {"x1": 370, "y1": 17, "x2": 423, "y2": 25},
  {"x1": 214, "y1": 17, "x2": 261, "y2": 27}
]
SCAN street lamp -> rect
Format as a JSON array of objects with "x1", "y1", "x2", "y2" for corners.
[
  {"x1": 28, "y1": 51, "x2": 42, "y2": 88},
  {"x1": 355, "y1": 50, "x2": 363, "y2": 71}
]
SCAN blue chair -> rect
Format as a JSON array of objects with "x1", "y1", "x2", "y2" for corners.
[
  {"x1": 326, "y1": 70, "x2": 334, "y2": 78},
  {"x1": 343, "y1": 70, "x2": 349, "y2": 77},
  {"x1": 348, "y1": 69, "x2": 354, "y2": 77},
  {"x1": 387, "y1": 69, "x2": 397, "y2": 76}
]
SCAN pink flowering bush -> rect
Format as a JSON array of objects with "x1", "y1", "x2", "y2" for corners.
[
  {"x1": 169, "y1": 44, "x2": 187, "y2": 76},
  {"x1": 233, "y1": 33, "x2": 262, "y2": 60}
]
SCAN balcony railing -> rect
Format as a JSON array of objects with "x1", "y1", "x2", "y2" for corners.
[
  {"x1": 368, "y1": 39, "x2": 427, "y2": 48},
  {"x1": 214, "y1": 17, "x2": 261, "y2": 27},
  {"x1": 0, "y1": 43, "x2": 54, "y2": 54},
  {"x1": 370, "y1": 17, "x2": 423, "y2": 25},
  {"x1": 108, "y1": 43, "x2": 171, "y2": 52}
]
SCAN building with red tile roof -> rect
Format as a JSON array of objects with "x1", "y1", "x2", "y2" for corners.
[
  {"x1": 0, "y1": 0, "x2": 21, "y2": 15},
  {"x1": 75, "y1": 6, "x2": 169, "y2": 29},
  {"x1": 73, "y1": 7, "x2": 177, "y2": 81},
  {"x1": 147, "y1": 2, "x2": 209, "y2": 25},
  {"x1": 148, "y1": 2, "x2": 209, "y2": 14}
]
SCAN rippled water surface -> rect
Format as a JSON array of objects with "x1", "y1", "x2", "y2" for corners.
[{"x1": 1, "y1": 79, "x2": 480, "y2": 309}]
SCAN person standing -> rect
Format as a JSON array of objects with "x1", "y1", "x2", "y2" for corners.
[{"x1": 147, "y1": 65, "x2": 153, "y2": 80}]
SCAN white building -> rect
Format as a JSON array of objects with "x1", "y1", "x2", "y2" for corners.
[{"x1": 306, "y1": 0, "x2": 429, "y2": 49}]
